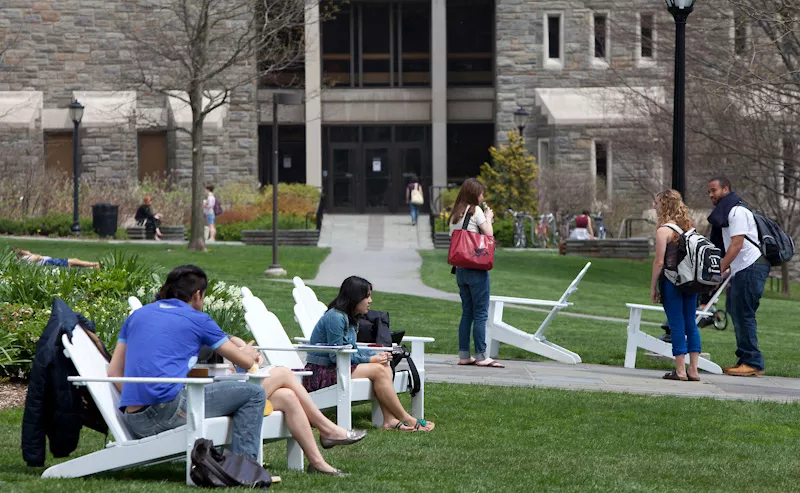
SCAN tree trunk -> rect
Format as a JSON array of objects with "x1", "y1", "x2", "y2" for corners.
[
  {"x1": 187, "y1": 86, "x2": 207, "y2": 251},
  {"x1": 781, "y1": 262, "x2": 791, "y2": 297}
]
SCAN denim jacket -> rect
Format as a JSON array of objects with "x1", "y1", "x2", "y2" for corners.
[{"x1": 306, "y1": 309, "x2": 372, "y2": 366}]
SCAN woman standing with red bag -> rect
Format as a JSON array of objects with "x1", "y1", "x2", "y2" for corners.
[{"x1": 448, "y1": 179, "x2": 504, "y2": 368}]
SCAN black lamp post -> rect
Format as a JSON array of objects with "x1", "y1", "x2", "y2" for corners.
[
  {"x1": 265, "y1": 92, "x2": 303, "y2": 277},
  {"x1": 666, "y1": 0, "x2": 696, "y2": 198},
  {"x1": 68, "y1": 99, "x2": 84, "y2": 235},
  {"x1": 513, "y1": 106, "x2": 530, "y2": 136}
]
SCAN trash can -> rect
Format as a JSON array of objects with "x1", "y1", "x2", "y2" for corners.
[{"x1": 92, "y1": 203, "x2": 118, "y2": 238}]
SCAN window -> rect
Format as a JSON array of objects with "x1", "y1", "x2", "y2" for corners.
[
  {"x1": 138, "y1": 132, "x2": 167, "y2": 181},
  {"x1": 640, "y1": 14, "x2": 654, "y2": 60},
  {"x1": 321, "y1": 2, "x2": 431, "y2": 88},
  {"x1": 543, "y1": 13, "x2": 564, "y2": 68},
  {"x1": 594, "y1": 13, "x2": 608, "y2": 59},
  {"x1": 447, "y1": 123, "x2": 494, "y2": 182},
  {"x1": 538, "y1": 139, "x2": 550, "y2": 169},
  {"x1": 593, "y1": 141, "x2": 611, "y2": 201},
  {"x1": 447, "y1": 0, "x2": 494, "y2": 86},
  {"x1": 44, "y1": 134, "x2": 74, "y2": 177},
  {"x1": 734, "y1": 14, "x2": 747, "y2": 56}
]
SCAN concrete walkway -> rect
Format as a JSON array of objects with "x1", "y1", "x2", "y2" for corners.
[{"x1": 422, "y1": 354, "x2": 800, "y2": 403}]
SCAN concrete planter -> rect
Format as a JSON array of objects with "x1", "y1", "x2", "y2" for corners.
[
  {"x1": 433, "y1": 232, "x2": 450, "y2": 249},
  {"x1": 564, "y1": 238, "x2": 650, "y2": 260},
  {"x1": 160, "y1": 225, "x2": 187, "y2": 241}
]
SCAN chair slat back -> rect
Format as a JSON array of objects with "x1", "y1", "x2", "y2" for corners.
[
  {"x1": 62, "y1": 326, "x2": 133, "y2": 443},
  {"x1": 243, "y1": 297, "x2": 305, "y2": 369},
  {"x1": 291, "y1": 277, "x2": 328, "y2": 338},
  {"x1": 128, "y1": 296, "x2": 143, "y2": 313}
]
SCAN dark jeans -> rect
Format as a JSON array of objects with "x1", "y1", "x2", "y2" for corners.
[
  {"x1": 410, "y1": 204, "x2": 419, "y2": 224},
  {"x1": 661, "y1": 279, "x2": 701, "y2": 356},
  {"x1": 728, "y1": 261, "x2": 770, "y2": 370},
  {"x1": 456, "y1": 267, "x2": 490, "y2": 360}
]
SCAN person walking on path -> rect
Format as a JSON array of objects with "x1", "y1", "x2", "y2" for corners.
[
  {"x1": 304, "y1": 276, "x2": 435, "y2": 433},
  {"x1": 406, "y1": 176, "x2": 423, "y2": 226},
  {"x1": 650, "y1": 190, "x2": 702, "y2": 382},
  {"x1": 203, "y1": 185, "x2": 217, "y2": 242},
  {"x1": 449, "y1": 178, "x2": 504, "y2": 368},
  {"x1": 707, "y1": 176, "x2": 769, "y2": 377}
]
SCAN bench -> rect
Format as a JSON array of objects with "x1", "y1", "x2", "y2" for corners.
[
  {"x1": 624, "y1": 303, "x2": 722, "y2": 374},
  {"x1": 564, "y1": 238, "x2": 650, "y2": 260},
  {"x1": 432, "y1": 232, "x2": 450, "y2": 249},
  {"x1": 242, "y1": 229, "x2": 320, "y2": 246}
]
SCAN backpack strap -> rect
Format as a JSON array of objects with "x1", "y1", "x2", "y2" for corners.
[{"x1": 663, "y1": 223, "x2": 684, "y2": 235}]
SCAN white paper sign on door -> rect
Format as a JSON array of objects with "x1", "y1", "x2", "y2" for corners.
[
  {"x1": 372, "y1": 157, "x2": 381, "y2": 172},
  {"x1": 283, "y1": 156, "x2": 292, "y2": 169}
]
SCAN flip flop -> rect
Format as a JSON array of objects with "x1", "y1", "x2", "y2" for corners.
[
  {"x1": 389, "y1": 421, "x2": 415, "y2": 432},
  {"x1": 458, "y1": 359, "x2": 476, "y2": 366},
  {"x1": 663, "y1": 370, "x2": 688, "y2": 381},
  {"x1": 476, "y1": 360, "x2": 505, "y2": 368},
  {"x1": 412, "y1": 419, "x2": 435, "y2": 432}
]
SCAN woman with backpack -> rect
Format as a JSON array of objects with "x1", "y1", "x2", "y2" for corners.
[
  {"x1": 651, "y1": 190, "x2": 702, "y2": 382},
  {"x1": 406, "y1": 176, "x2": 424, "y2": 226},
  {"x1": 203, "y1": 185, "x2": 217, "y2": 242}
]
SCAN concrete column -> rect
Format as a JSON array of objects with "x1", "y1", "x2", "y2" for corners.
[
  {"x1": 431, "y1": 0, "x2": 447, "y2": 192},
  {"x1": 305, "y1": 0, "x2": 323, "y2": 188}
]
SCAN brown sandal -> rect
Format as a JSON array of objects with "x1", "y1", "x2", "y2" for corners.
[{"x1": 663, "y1": 370, "x2": 688, "y2": 381}]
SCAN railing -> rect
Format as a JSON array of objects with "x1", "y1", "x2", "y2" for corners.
[{"x1": 617, "y1": 217, "x2": 656, "y2": 239}]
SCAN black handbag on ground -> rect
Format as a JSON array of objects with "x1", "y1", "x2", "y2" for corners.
[{"x1": 190, "y1": 438, "x2": 273, "y2": 488}]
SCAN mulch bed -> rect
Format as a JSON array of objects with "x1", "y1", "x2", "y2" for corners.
[{"x1": 0, "y1": 381, "x2": 27, "y2": 410}]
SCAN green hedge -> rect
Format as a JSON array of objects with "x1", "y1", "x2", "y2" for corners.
[
  {"x1": 0, "y1": 214, "x2": 129, "y2": 239},
  {"x1": 216, "y1": 215, "x2": 314, "y2": 242}
]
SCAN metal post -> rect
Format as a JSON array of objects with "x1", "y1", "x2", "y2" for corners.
[
  {"x1": 71, "y1": 120, "x2": 81, "y2": 235},
  {"x1": 669, "y1": 6, "x2": 692, "y2": 198},
  {"x1": 269, "y1": 98, "x2": 283, "y2": 273}
]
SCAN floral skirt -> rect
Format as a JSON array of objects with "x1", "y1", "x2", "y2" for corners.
[{"x1": 302, "y1": 363, "x2": 359, "y2": 393}]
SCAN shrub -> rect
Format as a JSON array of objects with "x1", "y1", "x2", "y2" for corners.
[
  {"x1": 0, "y1": 248, "x2": 250, "y2": 378},
  {"x1": 479, "y1": 131, "x2": 538, "y2": 219}
]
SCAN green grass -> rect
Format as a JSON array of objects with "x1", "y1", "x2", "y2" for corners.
[
  {"x1": 418, "y1": 250, "x2": 800, "y2": 377},
  {"x1": 2, "y1": 384, "x2": 799, "y2": 492}
]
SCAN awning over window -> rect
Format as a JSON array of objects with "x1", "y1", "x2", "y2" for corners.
[
  {"x1": 534, "y1": 87, "x2": 665, "y2": 125},
  {"x1": 167, "y1": 91, "x2": 228, "y2": 130},
  {"x1": 72, "y1": 91, "x2": 137, "y2": 126},
  {"x1": 0, "y1": 91, "x2": 43, "y2": 129}
]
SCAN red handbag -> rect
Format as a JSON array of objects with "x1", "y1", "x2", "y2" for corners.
[{"x1": 447, "y1": 210, "x2": 495, "y2": 271}]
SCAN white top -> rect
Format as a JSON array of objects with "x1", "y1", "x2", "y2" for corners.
[
  {"x1": 203, "y1": 194, "x2": 216, "y2": 215},
  {"x1": 449, "y1": 206, "x2": 486, "y2": 236},
  {"x1": 723, "y1": 205, "x2": 762, "y2": 275}
]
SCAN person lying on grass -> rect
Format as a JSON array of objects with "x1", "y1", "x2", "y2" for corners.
[
  {"x1": 303, "y1": 275, "x2": 435, "y2": 433},
  {"x1": 13, "y1": 247, "x2": 99, "y2": 269},
  {"x1": 108, "y1": 264, "x2": 366, "y2": 477}
]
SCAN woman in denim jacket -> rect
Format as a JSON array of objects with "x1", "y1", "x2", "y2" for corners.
[{"x1": 304, "y1": 276, "x2": 435, "y2": 432}]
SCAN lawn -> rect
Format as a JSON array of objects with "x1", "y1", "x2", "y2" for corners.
[
  {"x1": 418, "y1": 250, "x2": 800, "y2": 377},
  {"x1": 2, "y1": 384, "x2": 799, "y2": 492}
]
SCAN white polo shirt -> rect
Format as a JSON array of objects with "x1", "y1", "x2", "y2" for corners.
[{"x1": 723, "y1": 206, "x2": 762, "y2": 275}]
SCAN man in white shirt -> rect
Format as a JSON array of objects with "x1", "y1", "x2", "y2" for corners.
[{"x1": 707, "y1": 177, "x2": 770, "y2": 376}]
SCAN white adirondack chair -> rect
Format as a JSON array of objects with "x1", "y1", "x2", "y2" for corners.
[
  {"x1": 241, "y1": 287, "x2": 430, "y2": 430},
  {"x1": 485, "y1": 262, "x2": 591, "y2": 364},
  {"x1": 291, "y1": 277, "x2": 328, "y2": 339},
  {"x1": 41, "y1": 325, "x2": 303, "y2": 485}
]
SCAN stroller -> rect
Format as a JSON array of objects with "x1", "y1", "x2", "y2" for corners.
[{"x1": 660, "y1": 277, "x2": 730, "y2": 342}]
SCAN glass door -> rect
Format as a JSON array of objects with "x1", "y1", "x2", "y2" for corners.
[
  {"x1": 330, "y1": 146, "x2": 358, "y2": 211},
  {"x1": 363, "y1": 146, "x2": 391, "y2": 211}
]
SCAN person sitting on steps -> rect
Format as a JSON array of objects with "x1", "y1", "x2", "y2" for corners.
[
  {"x1": 108, "y1": 265, "x2": 365, "y2": 477},
  {"x1": 303, "y1": 276, "x2": 435, "y2": 433},
  {"x1": 135, "y1": 195, "x2": 163, "y2": 240}
]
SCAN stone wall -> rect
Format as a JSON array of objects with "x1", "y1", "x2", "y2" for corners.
[{"x1": 0, "y1": 1, "x2": 258, "y2": 184}]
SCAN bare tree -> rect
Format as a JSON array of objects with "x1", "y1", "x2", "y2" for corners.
[{"x1": 120, "y1": 0, "x2": 309, "y2": 250}]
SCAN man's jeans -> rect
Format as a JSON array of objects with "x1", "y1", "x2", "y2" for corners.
[
  {"x1": 456, "y1": 267, "x2": 490, "y2": 360},
  {"x1": 661, "y1": 279, "x2": 701, "y2": 356},
  {"x1": 410, "y1": 203, "x2": 419, "y2": 224},
  {"x1": 121, "y1": 381, "x2": 267, "y2": 460},
  {"x1": 728, "y1": 261, "x2": 770, "y2": 370}
]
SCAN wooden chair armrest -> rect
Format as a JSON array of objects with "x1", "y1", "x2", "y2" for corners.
[
  {"x1": 490, "y1": 296, "x2": 570, "y2": 307},
  {"x1": 68, "y1": 376, "x2": 214, "y2": 385}
]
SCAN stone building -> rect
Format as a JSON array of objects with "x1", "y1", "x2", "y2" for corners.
[{"x1": 0, "y1": 1, "x2": 755, "y2": 214}]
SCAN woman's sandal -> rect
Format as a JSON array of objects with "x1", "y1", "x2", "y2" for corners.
[
  {"x1": 390, "y1": 421, "x2": 416, "y2": 432},
  {"x1": 412, "y1": 419, "x2": 435, "y2": 432},
  {"x1": 663, "y1": 370, "x2": 688, "y2": 381},
  {"x1": 458, "y1": 358, "x2": 476, "y2": 366},
  {"x1": 475, "y1": 359, "x2": 505, "y2": 368},
  {"x1": 687, "y1": 374, "x2": 701, "y2": 382}
]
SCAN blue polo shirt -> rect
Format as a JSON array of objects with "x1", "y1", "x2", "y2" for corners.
[{"x1": 118, "y1": 298, "x2": 228, "y2": 407}]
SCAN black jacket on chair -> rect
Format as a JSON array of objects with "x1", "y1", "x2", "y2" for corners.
[
  {"x1": 21, "y1": 298, "x2": 109, "y2": 467},
  {"x1": 356, "y1": 310, "x2": 392, "y2": 347}
]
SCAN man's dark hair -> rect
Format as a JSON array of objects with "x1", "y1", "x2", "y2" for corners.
[
  {"x1": 328, "y1": 276, "x2": 372, "y2": 325},
  {"x1": 159, "y1": 265, "x2": 208, "y2": 302},
  {"x1": 205, "y1": 184, "x2": 215, "y2": 192},
  {"x1": 708, "y1": 176, "x2": 732, "y2": 190}
]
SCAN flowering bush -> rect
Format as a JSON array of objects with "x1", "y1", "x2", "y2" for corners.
[{"x1": 0, "y1": 248, "x2": 249, "y2": 378}]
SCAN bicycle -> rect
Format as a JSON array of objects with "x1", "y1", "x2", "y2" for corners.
[
  {"x1": 534, "y1": 213, "x2": 557, "y2": 248},
  {"x1": 591, "y1": 212, "x2": 608, "y2": 239},
  {"x1": 507, "y1": 209, "x2": 534, "y2": 248}
]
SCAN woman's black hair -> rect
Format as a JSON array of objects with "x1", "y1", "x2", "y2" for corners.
[
  {"x1": 581, "y1": 210, "x2": 590, "y2": 216},
  {"x1": 409, "y1": 175, "x2": 419, "y2": 184},
  {"x1": 158, "y1": 264, "x2": 208, "y2": 303},
  {"x1": 328, "y1": 276, "x2": 372, "y2": 325}
]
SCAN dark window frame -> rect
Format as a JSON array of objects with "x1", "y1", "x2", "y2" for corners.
[
  {"x1": 640, "y1": 13, "x2": 654, "y2": 59},
  {"x1": 594, "y1": 13, "x2": 607, "y2": 59}
]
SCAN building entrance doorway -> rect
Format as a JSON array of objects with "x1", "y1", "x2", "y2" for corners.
[{"x1": 325, "y1": 126, "x2": 430, "y2": 213}]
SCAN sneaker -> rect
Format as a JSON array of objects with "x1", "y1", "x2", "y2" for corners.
[
  {"x1": 725, "y1": 364, "x2": 762, "y2": 377},
  {"x1": 658, "y1": 333, "x2": 672, "y2": 344}
]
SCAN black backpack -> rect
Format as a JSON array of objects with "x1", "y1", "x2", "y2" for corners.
[
  {"x1": 190, "y1": 438, "x2": 274, "y2": 488},
  {"x1": 738, "y1": 202, "x2": 795, "y2": 266},
  {"x1": 355, "y1": 310, "x2": 420, "y2": 397}
]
